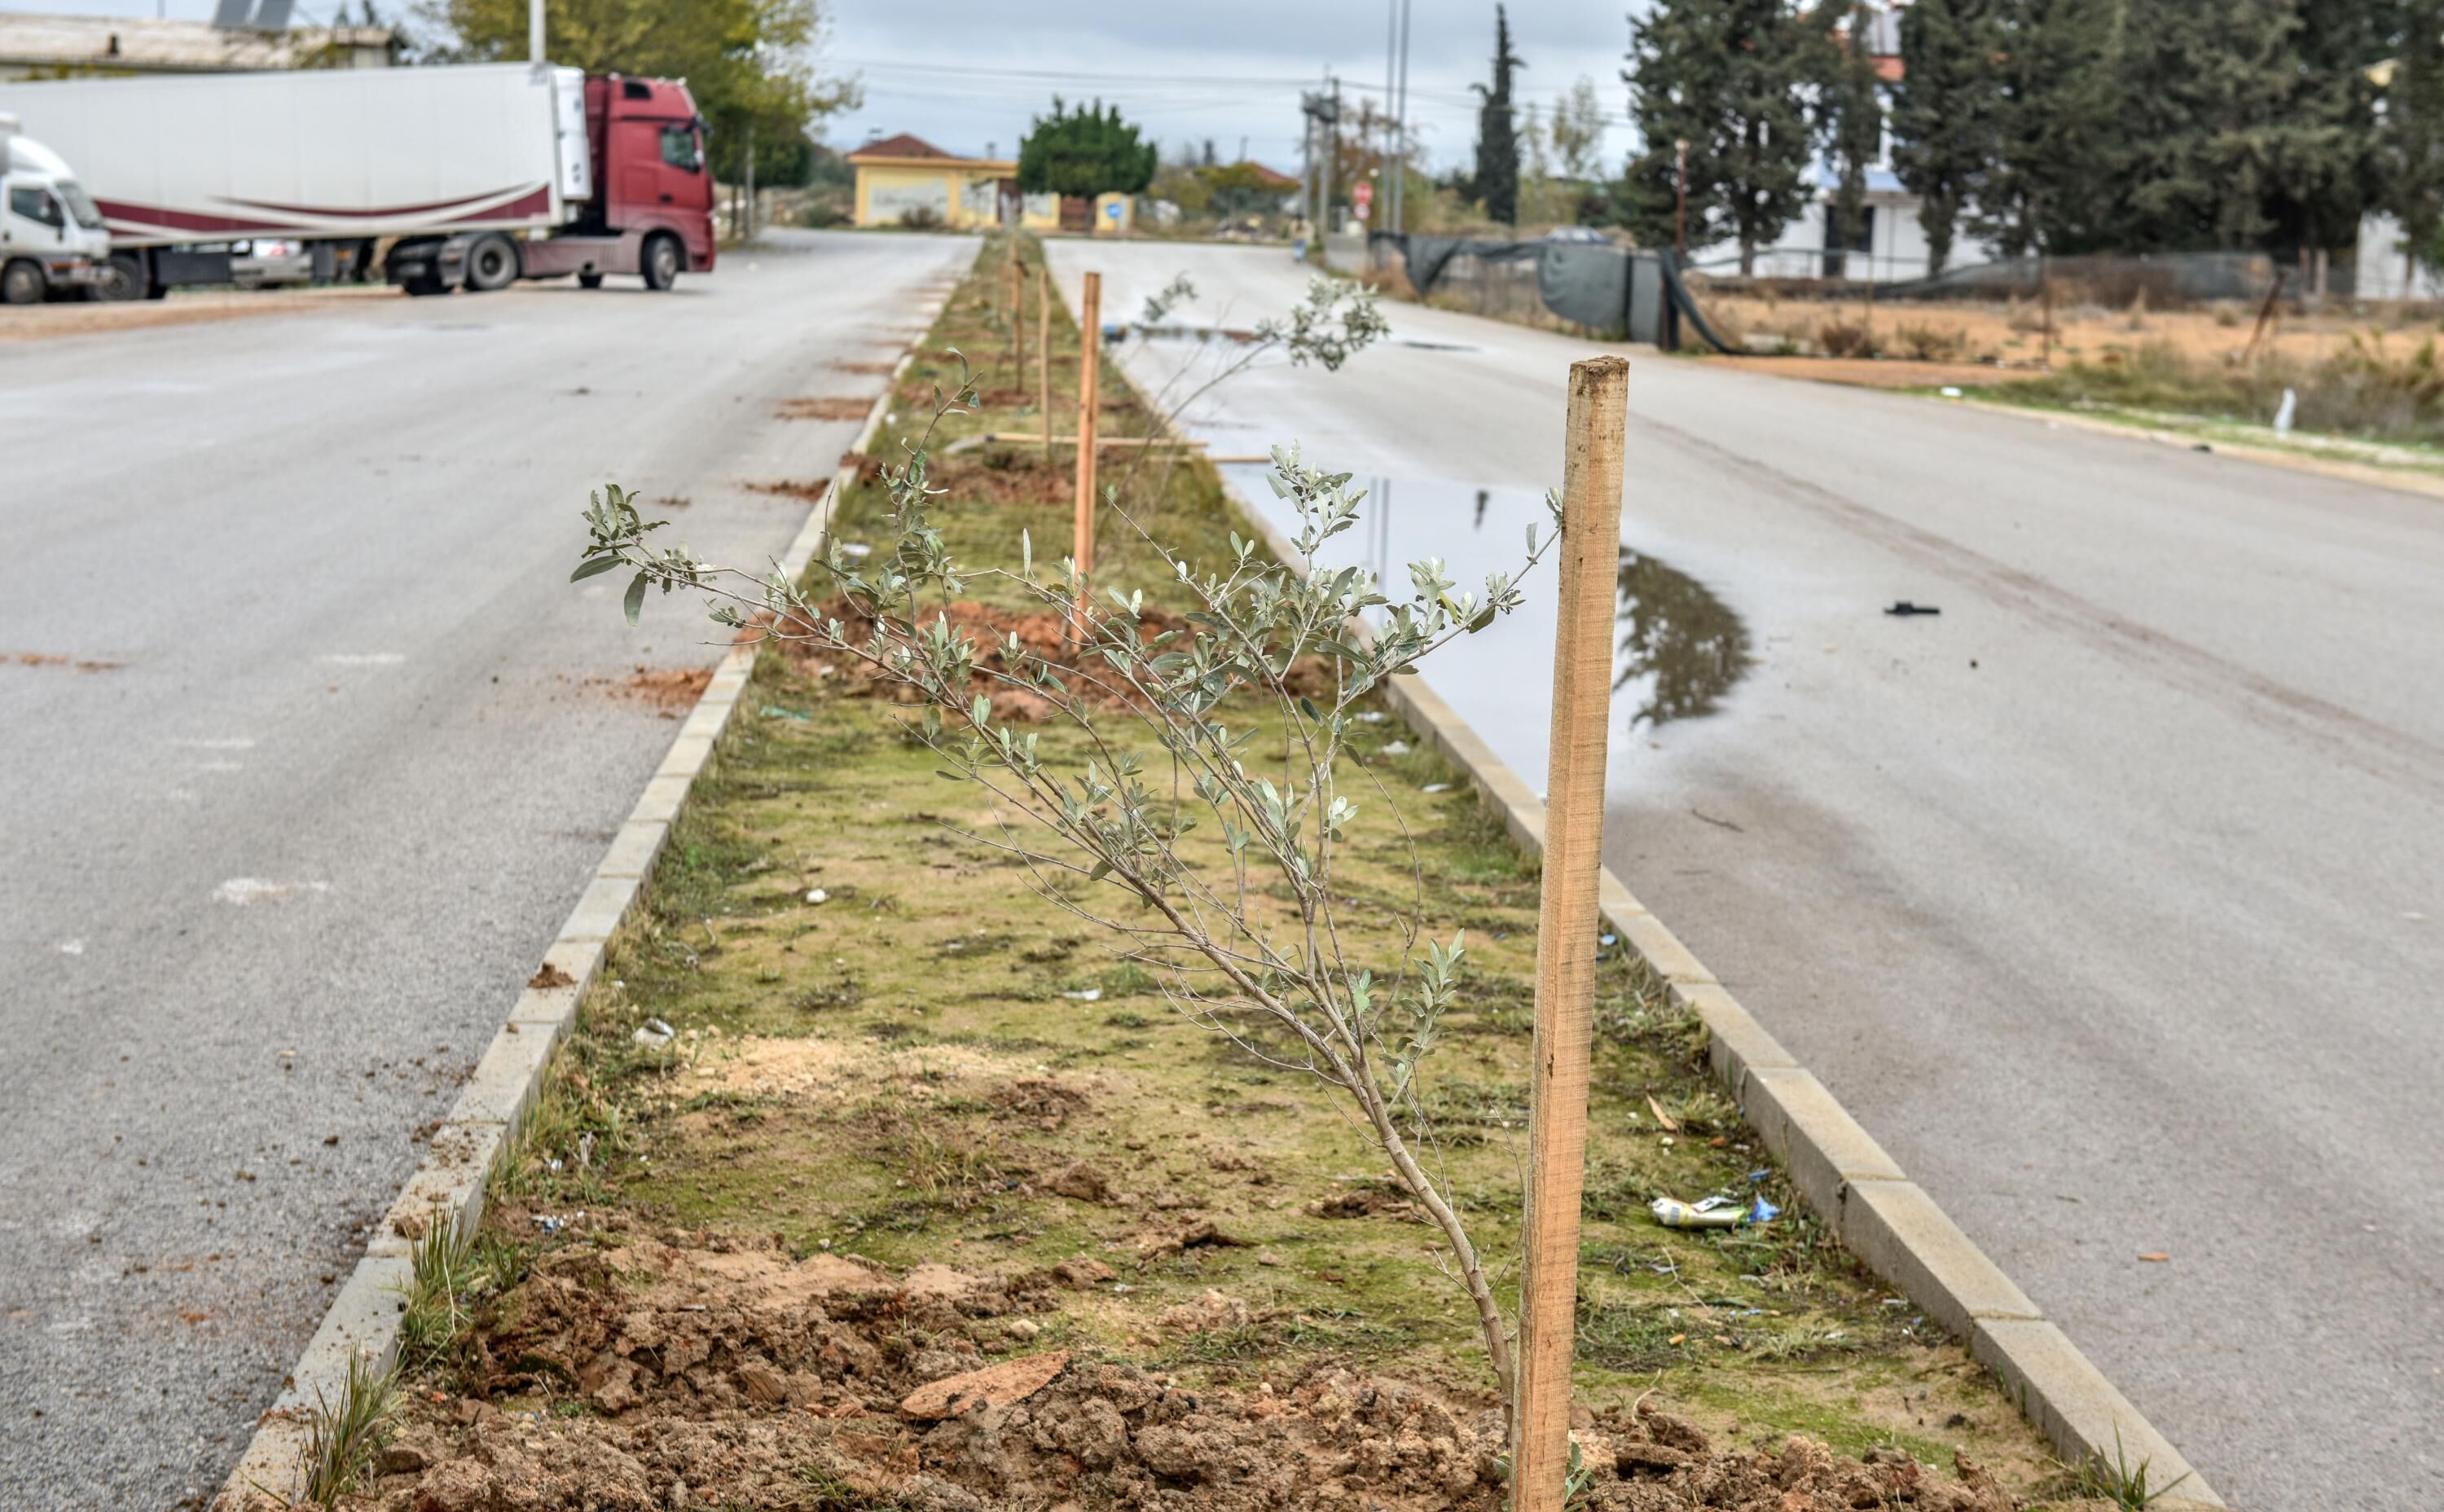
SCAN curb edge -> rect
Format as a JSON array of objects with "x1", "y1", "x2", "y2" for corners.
[{"x1": 207, "y1": 275, "x2": 956, "y2": 1512}]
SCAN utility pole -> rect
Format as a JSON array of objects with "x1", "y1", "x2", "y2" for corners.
[
  {"x1": 1384, "y1": 0, "x2": 1398, "y2": 227},
  {"x1": 526, "y1": 0, "x2": 544, "y2": 68},
  {"x1": 1392, "y1": 0, "x2": 1411, "y2": 234},
  {"x1": 1300, "y1": 78, "x2": 1342, "y2": 242},
  {"x1": 1673, "y1": 138, "x2": 1689, "y2": 262},
  {"x1": 1329, "y1": 74, "x2": 1342, "y2": 235},
  {"x1": 1299, "y1": 83, "x2": 1343, "y2": 248},
  {"x1": 743, "y1": 118, "x2": 756, "y2": 242}
]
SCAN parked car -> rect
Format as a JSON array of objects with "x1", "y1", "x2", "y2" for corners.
[{"x1": 231, "y1": 238, "x2": 311, "y2": 288}]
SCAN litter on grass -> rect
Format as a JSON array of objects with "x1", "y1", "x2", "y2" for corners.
[
  {"x1": 633, "y1": 1017, "x2": 676, "y2": 1048},
  {"x1": 1651, "y1": 1193, "x2": 1778, "y2": 1229}
]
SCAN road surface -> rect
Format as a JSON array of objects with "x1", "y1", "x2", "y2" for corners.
[
  {"x1": 1055, "y1": 240, "x2": 2444, "y2": 1512},
  {"x1": 0, "y1": 229, "x2": 971, "y2": 1510}
]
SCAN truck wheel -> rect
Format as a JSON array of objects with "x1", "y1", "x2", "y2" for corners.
[
  {"x1": 578, "y1": 272, "x2": 605, "y2": 289},
  {"x1": 463, "y1": 233, "x2": 519, "y2": 292},
  {"x1": 1, "y1": 260, "x2": 43, "y2": 306},
  {"x1": 86, "y1": 253, "x2": 149, "y2": 302},
  {"x1": 641, "y1": 233, "x2": 681, "y2": 292},
  {"x1": 401, "y1": 274, "x2": 450, "y2": 297}
]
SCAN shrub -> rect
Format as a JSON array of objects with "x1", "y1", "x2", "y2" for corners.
[
  {"x1": 1895, "y1": 321, "x2": 1967, "y2": 361},
  {"x1": 1816, "y1": 316, "x2": 1877, "y2": 358}
]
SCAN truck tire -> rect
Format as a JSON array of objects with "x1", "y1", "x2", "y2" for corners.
[
  {"x1": 1, "y1": 259, "x2": 43, "y2": 306},
  {"x1": 401, "y1": 274, "x2": 450, "y2": 297},
  {"x1": 463, "y1": 233, "x2": 519, "y2": 292},
  {"x1": 86, "y1": 253, "x2": 150, "y2": 302},
  {"x1": 641, "y1": 233, "x2": 681, "y2": 292},
  {"x1": 578, "y1": 272, "x2": 605, "y2": 289}
]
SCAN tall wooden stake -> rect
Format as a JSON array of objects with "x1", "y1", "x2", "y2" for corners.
[
  {"x1": 1037, "y1": 266, "x2": 1053, "y2": 460},
  {"x1": 1009, "y1": 255, "x2": 1023, "y2": 377},
  {"x1": 1073, "y1": 271, "x2": 1102, "y2": 626},
  {"x1": 1513, "y1": 354, "x2": 1629, "y2": 1512},
  {"x1": 2041, "y1": 263, "x2": 2055, "y2": 371}
]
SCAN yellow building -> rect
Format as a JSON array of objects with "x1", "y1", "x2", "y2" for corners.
[{"x1": 847, "y1": 133, "x2": 1134, "y2": 235}]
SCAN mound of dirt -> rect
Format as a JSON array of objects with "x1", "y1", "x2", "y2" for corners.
[
  {"x1": 779, "y1": 397, "x2": 877, "y2": 422},
  {"x1": 369, "y1": 1242, "x2": 2025, "y2": 1512},
  {"x1": 778, "y1": 595, "x2": 1334, "y2": 720}
]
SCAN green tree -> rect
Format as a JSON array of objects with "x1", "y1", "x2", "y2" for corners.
[
  {"x1": 431, "y1": 0, "x2": 855, "y2": 173},
  {"x1": 1817, "y1": 3, "x2": 1886, "y2": 267},
  {"x1": 1623, "y1": 0, "x2": 1820, "y2": 272},
  {"x1": 1548, "y1": 75, "x2": 1608, "y2": 182},
  {"x1": 1971, "y1": 0, "x2": 2125, "y2": 256},
  {"x1": 2262, "y1": 0, "x2": 2385, "y2": 266},
  {"x1": 1016, "y1": 97, "x2": 1158, "y2": 199},
  {"x1": 1471, "y1": 4, "x2": 1524, "y2": 223},
  {"x1": 2112, "y1": 0, "x2": 2303, "y2": 250},
  {"x1": 2380, "y1": 3, "x2": 2444, "y2": 285},
  {"x1": 1891, "y1": 0, "x2": 2000, "y2": 273}
]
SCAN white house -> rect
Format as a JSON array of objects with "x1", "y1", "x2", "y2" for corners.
[{"x1": 1684, "y1": 2, "x2": 1995, "y2": 283}]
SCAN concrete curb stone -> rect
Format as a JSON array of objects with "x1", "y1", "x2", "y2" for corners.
[{"x1": 208, "y1": 277, "x2": 956, "y2": 1512}]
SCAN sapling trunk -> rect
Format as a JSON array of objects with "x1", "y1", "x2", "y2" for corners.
[{"x1": 572, "y1": 269, "x2": 1548, "y2": 1406}]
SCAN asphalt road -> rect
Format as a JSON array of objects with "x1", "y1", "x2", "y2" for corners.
[
  {"x1": 0, "y1": 228, "x2": 971, "y2": 1510},
  {"x1": 1055, "y1": 240, "x2": 2444, "y2": 1511}
]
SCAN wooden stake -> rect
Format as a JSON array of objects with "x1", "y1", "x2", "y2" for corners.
[
  {"x1": 1009, "y1": 256, "x2": 1023, "y2": 376},
  {"x1": 2041, "y1": 266, "x2": 2055, "y2": 371},
  {"x1": 1073, "y1": 271, "x2": 1102, "y2": 619},
  {"x1": 1512, "y1": 354, "x2": 1629, "y2": 1512},
  {"x1": 1037, "y1": 266, "x2": 1053, "y2": 460}
]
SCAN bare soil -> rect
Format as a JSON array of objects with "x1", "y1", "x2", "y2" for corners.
[
  {"x1": 780, "y1": 398, "x2": 883, "y2": 422},
  {"x1": 368, "y1": 1235, "x2": 2040, "y2": 1512}
]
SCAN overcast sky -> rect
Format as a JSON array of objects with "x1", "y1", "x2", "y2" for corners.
[{"x1": 9, "y1": 0, "x2": 1646, "y2": 174}]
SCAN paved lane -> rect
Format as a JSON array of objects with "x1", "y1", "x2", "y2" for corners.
[
  {"x1": 1054, "y1": 240, "x2": 2444, "y2": 1512},
  {"x1": 0, "y1": 229, "x2": 971, "y2": 1509}
]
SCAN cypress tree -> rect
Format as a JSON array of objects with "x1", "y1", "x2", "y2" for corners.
[
  {"x1": 1973, "y1": 0, "x2": 2125, "y2": 256},
  {"x1": 1623, "y1": 0, "x2": 1821, "y2": 272},
  {"x1": 2264, "y1": 0, "x2": 2385, "y2": 268},
  {"x1": 1472, "y1": 5, "x2": 1525, "y2": 224},
  {"x1": 2113, "y1": 0, "x2": 2302, "y2": 251},
  {"x1": 1891, "y1": 0, "x2": 2001, "y2": 273},
  {"x1": 1818, "y1": 3, "x2": 1888, "y2": 270},
  {"x1": 2380, "y1": 3, "x2": 2444, "y2": 284}
]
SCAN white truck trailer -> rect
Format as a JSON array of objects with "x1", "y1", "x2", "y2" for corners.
[
  {"x1": 0, "y1": 112, "x2": 110, "y2": 302},
  {"x1": 0, "y1": 63, "x2": 716, "y2": 300}
]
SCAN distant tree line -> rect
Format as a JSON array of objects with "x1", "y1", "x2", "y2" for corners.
[{"x1": 1614, "y1": 0, "x2": 2444, "y2": 279}]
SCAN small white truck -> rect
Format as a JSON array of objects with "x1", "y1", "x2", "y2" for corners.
[{"x1": 0, "y1": 112, "x2": 110, "y2": 302}]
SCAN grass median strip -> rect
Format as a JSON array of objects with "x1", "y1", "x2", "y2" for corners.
[{"x1": 345, "y1": 238, "x2": 2121, "y2": 1511}]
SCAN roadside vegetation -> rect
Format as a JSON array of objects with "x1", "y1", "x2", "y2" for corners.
[{"x1": 327, "y1": 236, "x2": 2115, "y2": 1511}]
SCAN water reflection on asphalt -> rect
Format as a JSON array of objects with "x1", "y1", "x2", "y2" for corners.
[{"x1": 1221, "y1": 467, "x2": 1750, "y2": 786}]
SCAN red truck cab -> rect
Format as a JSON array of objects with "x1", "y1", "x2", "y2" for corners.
[
  {"x1": 584, "y1": 75, "x2": 715, "y2": 275},
  {"x1": 503, "y1": 73, "x2": 714, "y2": 291}
]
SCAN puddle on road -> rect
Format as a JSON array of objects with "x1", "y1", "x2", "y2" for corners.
[
  {"x1": 1221, "y1": 468, "x2": 1750, "y2": 784},
  {"x1": 1615, "y1": 547, "x2": 1749, "y2": 727}
]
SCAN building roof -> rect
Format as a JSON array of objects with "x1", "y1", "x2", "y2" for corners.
[
  {"x1": 0, "y1": 11, "x2": 396, "y2": 73},
  {"x1": 850, "y1": 133, "x2": 955, "y2": 161},
  {"x1": 1240, "y1": 160, "x2": 1298, "y2": 190}
]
